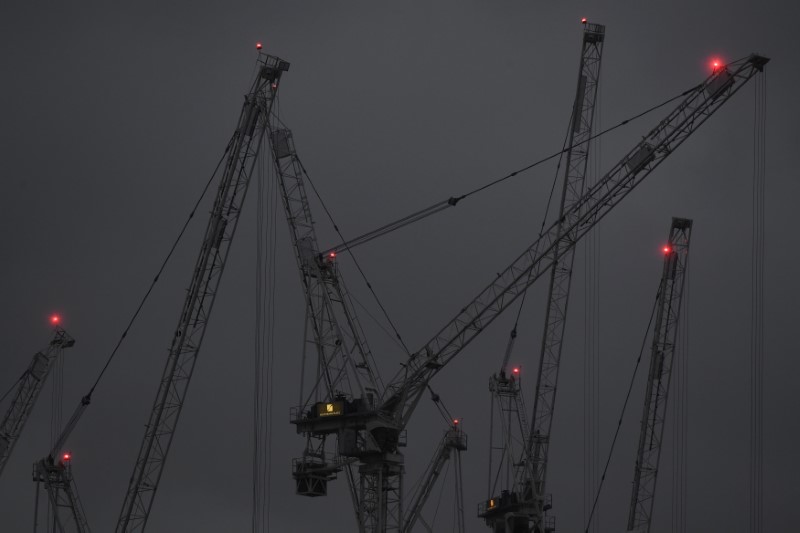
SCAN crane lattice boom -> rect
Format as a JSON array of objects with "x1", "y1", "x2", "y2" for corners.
[
  {"x1": 627, "y1": 218, "x2": 692, "y2": 532},
  {"x1": 116, "y1": 53, "x2": 289, "y2": 533},
  {"x1": 0, "y1": 327, "x2": 75, "y2": 479},
  {"x1": 381, "y1": 54, "x2": 767, "y2": 436}
]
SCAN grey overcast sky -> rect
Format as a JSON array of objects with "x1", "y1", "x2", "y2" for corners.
[{"x1": 2, "y1": 1, "x2": 799, "y2": 531}]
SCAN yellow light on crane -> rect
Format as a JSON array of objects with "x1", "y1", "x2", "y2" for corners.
[{"x1": 316, "y1": 400, "x2": 344, "y2": 417}]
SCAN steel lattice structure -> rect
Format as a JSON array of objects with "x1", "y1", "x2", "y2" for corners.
[
  {"x1": 627, "y1": 218, "x2": 692, "y2": 532},
  {"x1": 525, "y1": 22, "x2": 605, "y2": 531},
  {"x1": 280, "y1": 51, "x2": 766, "y2": 533},
  {"x1": 35, "y1": 457, "x2": 90, "y2": 533},
  {"x1": 116, "y1": 53, "x2": 289, "y2": 532},
  {"x1": 481, "y1": 21, "x2": 605, "y2": 533},
  {"x1": 0, "y1": 327, "x2": 75, "y2": 479}
]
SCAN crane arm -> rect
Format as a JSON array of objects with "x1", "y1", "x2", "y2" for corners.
[
  {"x1": 402, "y1": 424, "x2": 467, "y2": 533},
  {"x1": 0, "y1": 327, "x2": 75, "y2": 479},
  {"x1": 269, "y1": 124, "x2": 382, "y2": 405},
  {"x1": 519, "y1": 21, "x2": 604, "y2": 520},
  {"x1": 627, "y1": 218, "x2": 692, "y2": 532},
  {"x1": 381, "y1": 54, "x2": 768, "y2": 429},
  {"x1": 115, "y1": 53, "x2": 289, "y2": 533},
  {"x1": 35, "y1": 457, "x2": 91, "y2": 533}
]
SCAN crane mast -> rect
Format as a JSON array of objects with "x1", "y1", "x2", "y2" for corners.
[
  {"x1": 116, "y1": 52, "x2": 289, "y2": 533},
  {"x1": 0, "y1": 327, "x2": 75, "y2": 479},
  {"x1": 482, "y1": 21, "x2": 604, "y2": 532},
  {"x1": 627, "y1": 218, "x2": 692, "y2": 532}
]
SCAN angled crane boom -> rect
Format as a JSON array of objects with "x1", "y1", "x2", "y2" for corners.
[
  {"x1": 627, "y1": 218, "x2": 692, "y2": 532},
  {"x1": 0, "y1": 327, "x2": 75, "y2": 479},
  {"x1": 402, "y1": 422, "x2": 467, "y2": 533},
  {"x1": 482, "y1": 21, "x2": 605, "y2": 532},
  {"x1": 381, "y1": 54, "x2": 767, "y2": 437},
  {"x1": 279, "y1": 51, "x2": 766, "y2": 533},
  {"x1": 271, "y1": 122, "x2": 384, "y2": 525},
  {"x1": 116, "y1": 53, "x2": 289, "y2": 532}
]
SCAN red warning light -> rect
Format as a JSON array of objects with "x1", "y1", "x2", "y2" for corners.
[
  {"x1": 329, "y1": 252, "x2": 336, "y2": 259},
  {"x1": 662, "y1": 246, "x2": 672, "y2": 255},
  {"x1": 50, "y1": 314, "x2": 61, "y2": 325},
  {"x1": 710, "y1": 58, "x2": 723, "y2": 72},
  {"x1": 512, "y1": 367, "x2": 520, "y2": 374},
  {"x1": 581, "y1": 17, "x2": 588, "y2": 24},
  {"x1": 453, "y1": 418, "x2": 459, "y2": 425},
  {"x1": 256, "y1": 42, "x2": 263, "y2": 50},
  {"x1": 62, "y1": 452, "x2": 71, "y2": 462}
]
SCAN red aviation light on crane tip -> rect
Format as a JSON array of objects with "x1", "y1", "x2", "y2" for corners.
[
  {"x1": 581, "y1": 17, "x2": 588, "y2": 24},
  {"x1": 512, "y1": 367, "x2": 520, "y2": 374},
  {"x1": 62, "y1": 452, "x2": 71, "y2": 462},
  {"x1": 329, "y1": 251, "x2": 336, "y2": 259},
  {"x1": 710, "y1": 58, "x2": 723, "y2": 72},
  {"x1": 256, "y1": 42, "x2": 263, "y2": 50},
  {"x1": 453, "y1": 418, "x2": 459, "y2": 425},
  {"x1": 50, "y1": 314, "x2": 61, "y2": 326},
  {"x1": 662, "y1": 245, "x2": 672, "y2": 255}
]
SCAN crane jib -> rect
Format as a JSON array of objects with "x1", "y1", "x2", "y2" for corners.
[{"x1": 383, "y1": 54, "x2": 768, "y2": 429}]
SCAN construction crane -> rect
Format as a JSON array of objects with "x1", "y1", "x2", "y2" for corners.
[
  {"x1": 402, "y1": 420, "x2": 467, "y2": 533},
  {"x1": 627, "y1": 218, "x2": 692, "y2": 532},
  {"x1": 269, "y1": 120, "x2": 387, "y2": 525},
  {"x1": 33, "y1": 453, "x2": 90, "y2": 533},
  {"x1": 0, "y1": 326, "x2": 75, "y2": 480},
  {"x1": 485, "y1": 358, "x2": 528, "y2": 513},
  {"x1": 383, "y1": 53, "x2": 766, "y2": 532},
  {"x1": 483, "y1": 20, "x2": 604, "y2": 533},
  {"x1": 115, "y1": 51, "x2": 289, "y2": 532},
  {"x1": 281, "y1": 49, "x2": 766, "y2": 533}
]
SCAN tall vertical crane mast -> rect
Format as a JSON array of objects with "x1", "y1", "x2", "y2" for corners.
[
  {"x1": 627, "y1": 218, "x2": 692, "y2": 532},
  {"x1": 116, "y1": 53, "x2": 289, "y2": 533},
  {"x1": 525, "y1": 20, "x2": 604, "y2": 532},
  {"x1": 376, "y1": 53, "x2": 765, "y2": 530},
  {"x1": 270, "y1": 122, "x2": 384, "y2": 524},
  {"x1": 0, "y1": 327, "x2": 75, "y2": 479},
  {"x1": 482, "y1": 21, "x2": 604, "y2": 532}
]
